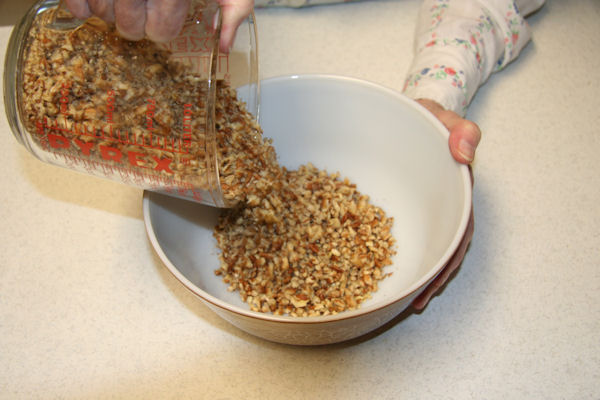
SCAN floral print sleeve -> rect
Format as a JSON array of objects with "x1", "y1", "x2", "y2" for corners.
[
  {"x1": 402, "y1": 0, "x2": 545, "y2": 116},
  {"x1": 255, "y1": 0, "x2": 356, "y2": 7}
]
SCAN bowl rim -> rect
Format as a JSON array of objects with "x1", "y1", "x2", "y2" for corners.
[{"x1": 143, "y1": 73, "x2": 473, "y2": 324}]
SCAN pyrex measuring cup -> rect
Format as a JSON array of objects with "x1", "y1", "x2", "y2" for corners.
[{"x1": 4, "y1": 0, "x2": 258, "y2": 207}]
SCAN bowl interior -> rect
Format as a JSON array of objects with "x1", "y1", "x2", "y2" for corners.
[{"x1": 144, "y1": 75, "x2": 471, "y2": 320}]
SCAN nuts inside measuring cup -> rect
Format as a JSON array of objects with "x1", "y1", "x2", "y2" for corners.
[{"x1": 20, "y1": 11, "x2": 275, "y2": 205}]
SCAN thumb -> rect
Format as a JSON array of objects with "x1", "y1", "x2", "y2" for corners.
[
  {"x1": 445, "y1": 115, "x2": 481, "y2": 164},
  {"x1": 415, "y1": 99, "x2": 481, "y2": 164},
  {"x1": 217, "y1": 0, "x2": 254, "y2": 53}
]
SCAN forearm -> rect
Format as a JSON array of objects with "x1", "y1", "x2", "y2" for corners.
[{"x1": 403, "y1": 0, "x2": 545, "y2": 116}]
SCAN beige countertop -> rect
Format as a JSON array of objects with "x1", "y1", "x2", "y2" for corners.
[{"x1": 1, "y1": 0, "x2": 598, "y2": 398}]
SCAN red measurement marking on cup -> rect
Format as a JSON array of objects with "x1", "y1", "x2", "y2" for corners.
[
  {"x1": 166, "y1": 53, "x2": 230, "y2": 80},
  {"x1": 182, "y1": 103, "x2": 193, "y2": 151},
  {"x1": 162, "y1": 18, "x2": 213, "y2": 53},
  {"x1": 45, "y1": 130, "x2": 175, "y2": 174},
  {"x1": 59, "y1": 82, "x2": 71, "y2": 116},
  {"x1": 168, "y1": 55, "x2": 211, "y2": 75},
  {"x1": 106, "y1": 89, "x2": 116, "y2": 123},
  {"x1": 165, "y1": 35, "x2": 213, "y2": 53},
  {"x1": 37, "y1": 116, "x2": 189, "y2": 155}
]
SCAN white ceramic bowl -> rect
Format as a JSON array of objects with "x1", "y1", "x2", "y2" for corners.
[{"x1": 143, "y1": 75, "x2": 472, "y2": 345}]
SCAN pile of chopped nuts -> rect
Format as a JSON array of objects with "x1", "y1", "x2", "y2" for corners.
[{"x1": 214, "y1": 164, "x2": 396, "y2": 316}]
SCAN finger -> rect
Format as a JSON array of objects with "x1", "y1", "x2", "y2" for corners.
[
  {"x1": 114, "y1": 0, "x2": 146, "y2": 41},
  {"x1": 446, "y1": 116, "x2": 481, "y2": 164},
  {"x1": 145, "y1": 0, "x2": 190, "y2": 43},
  {"x1": 217, "y1": 0, "x2": 254, "y2": 53},
  {"x1": 64, "y1": 0, "x2": 93, "y2": 19},
  {"x1": 412, "y1": 209, "x2": 474, "y2": 310},
  {"x1": 87, "y1": 0, "x2": 115, "y2": 22},
  {"x1": 415, "y1": 99, "x2": 481, "y2": 164}
]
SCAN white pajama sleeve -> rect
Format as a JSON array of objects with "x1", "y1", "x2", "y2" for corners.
[{"x1": 402, "y1": 0, "x2": 545, "y2": 116}]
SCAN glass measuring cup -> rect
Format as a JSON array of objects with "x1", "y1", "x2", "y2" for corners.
[{"x1": 4, "y1": 0, "x2": 258, "y2": 207}]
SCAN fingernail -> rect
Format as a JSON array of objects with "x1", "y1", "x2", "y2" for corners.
[{"x1": 457, "y1": 139, "x2": 475, "y2": 163}]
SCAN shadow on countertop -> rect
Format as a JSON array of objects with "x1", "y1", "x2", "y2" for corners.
[{"x1": 0, "y1": 0, "x2": 38, "y2": 27}]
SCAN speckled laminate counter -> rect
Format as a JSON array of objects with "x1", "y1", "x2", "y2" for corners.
[{"x1": 1, "y1": 0, "x2": 598, "y2": 398}]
